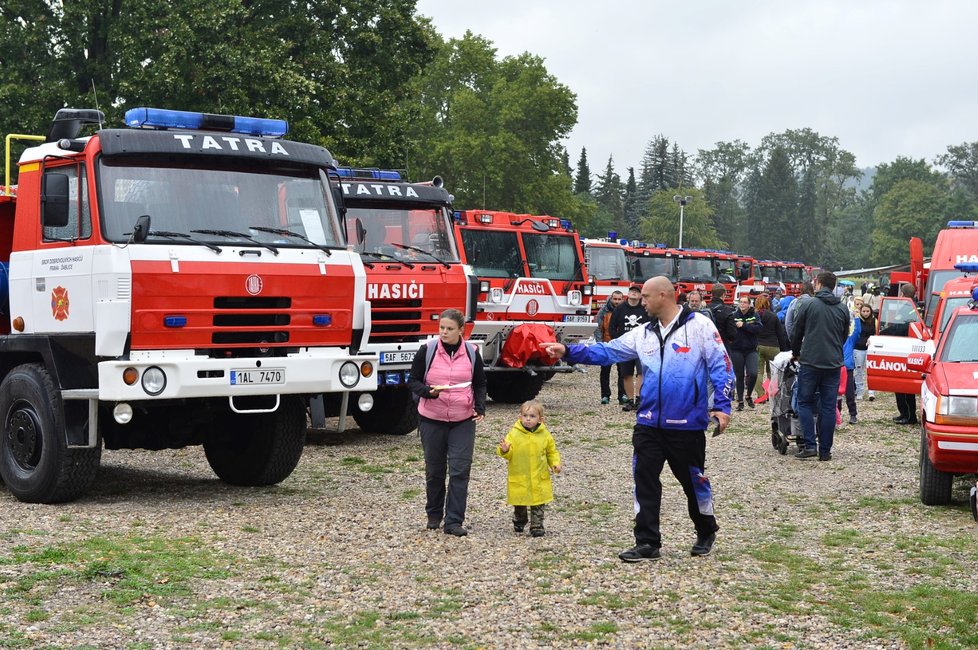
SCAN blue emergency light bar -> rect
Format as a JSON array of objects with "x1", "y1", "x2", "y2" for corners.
[
  {"x1": 334, "y1": 168, "x2": 402, "y2": 181},
  {"x1": 124, "y1": 107, "x2": 288, "y2": 137},
  {"x1": 954, "y1": 262, "x2": 978, "y2": 274},
  {"x1": 947, "y1": 220, "x2": 978, "y2": 228}
]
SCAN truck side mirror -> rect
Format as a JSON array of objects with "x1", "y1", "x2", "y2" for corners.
[
  {"x1": 132, "y1": 214, "x2": 151, "y2": 244},
  {"x1": 41, "y1": 173, "x2": 70, "y2": 228},
  {"x1": 354, "y1": 217, "x2": 366, "y2": 246}
]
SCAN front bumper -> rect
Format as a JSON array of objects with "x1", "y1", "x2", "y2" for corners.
[
  {"x1": 97, "y1": 348, "x2": 377, "y2": 401},
  {"x1": 925, "y1": 423, "x2": 978, "y2": 474}
]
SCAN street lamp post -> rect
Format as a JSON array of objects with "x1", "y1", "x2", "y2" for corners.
[{"x1": 673, "y1": 194, "x2": 692, "y2": 249}]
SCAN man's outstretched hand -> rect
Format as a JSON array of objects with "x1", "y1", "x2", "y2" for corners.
[{"x1": 539, "y1": 342, "x2": 567, "y2": 359}]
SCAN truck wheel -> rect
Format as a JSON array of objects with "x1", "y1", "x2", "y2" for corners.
[
  {"x1": 487, "y1": 372, "x2": 545, "y2": 404},
  {"x1": 0, "y1": 363, "x2": 100, "y2": 503},
  {"x1": 351, "y1": 388, "x2": 418, "y2": 435},
  {"x1": 919, "y1": 427, "x2": 952, "y2": 506},
  {"x1": 204, "y1": 395, "x2": 305, "y2": 486}
]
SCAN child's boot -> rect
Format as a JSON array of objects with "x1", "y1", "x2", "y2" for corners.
[{"x1": 513, "y1": 506, "x2": 527, "y2": 533}]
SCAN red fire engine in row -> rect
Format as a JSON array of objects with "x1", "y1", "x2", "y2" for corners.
[
  {"x1": 452, "y1": 211, "x2": 594, "y2": 402},
  {"x1": 0, "y1": 107, "x2": 377, "y2": 503},
  {"x1": 327, "y1": 168, "x2": 477, "y2": 435}
]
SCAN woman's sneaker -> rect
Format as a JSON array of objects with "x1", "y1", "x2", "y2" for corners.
[
  {"x1": 736, "y1": 401, "x2": 744, "y2": 412},
  {"x1": 746, "y1": 397, "x2": 755, "y2": 409}
]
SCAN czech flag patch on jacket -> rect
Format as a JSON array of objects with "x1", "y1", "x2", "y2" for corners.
[{"x1": 672, "y1": 341, "x2": 690, "y2": 353}]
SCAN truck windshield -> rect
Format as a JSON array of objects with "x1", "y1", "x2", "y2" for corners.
[
  {"x1": 97, "y1": 159, "x2": 343, "y2": 247},
  {"x1": 784, "y1": 267, "x2": 804, "y2": 282},
  {"x1": 460, "y1": 229, "x2": 521, "y2": 277},
  {"x1": 924, "y1": 269, "x2": 966, "y2": 316},
  {"x1": 346, "y1": 206, "x2": 459, "y2": 262},
  {"x1": 760, "y1": 266, "x2": 782, "y2": 282},
  {"x1": 940, "y1": 313, "x2": 978, "y2": 362},
  {"x1": 937, "y1": 297, "x2": 971, "y2": 333},
  {"x1": 677, "y1": 258, "x2": 715, "y2": 282},
  {"x1": 523, "y1": 233, "x2": 579, "y2": 280},
  {"x1": 631, "y1": 256, "x2": 676, "y2": 282},
  {"x1": 587, "y1": 246, "x2": 628, "y2": 281}
]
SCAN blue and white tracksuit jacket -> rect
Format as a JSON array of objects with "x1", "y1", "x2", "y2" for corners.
[{"x1": 565, "y1": 309, "x2": 735, "y2": 429}]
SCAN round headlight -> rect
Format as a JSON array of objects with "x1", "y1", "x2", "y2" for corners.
[
  {"x1": 113, "y1": 403, "x2": 133, "y2": 424},
  {"x1": 141, "y1": 366, "x2": 166, "y2": 396},
  {"x1": 339, "y1": 362, "x2": 360, "y2": 388},
  {"x1": 357, "y1": 393, "x2": 374, "y2": 412}
]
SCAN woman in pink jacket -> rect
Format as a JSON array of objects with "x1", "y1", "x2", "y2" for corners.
[{"x1": 408, "y1": 309, "x2": 487, "y2": 536}]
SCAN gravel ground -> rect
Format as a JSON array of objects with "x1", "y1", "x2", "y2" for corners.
[{"x1": 2, "y1": 369, "x2": 977, "y2": 649}]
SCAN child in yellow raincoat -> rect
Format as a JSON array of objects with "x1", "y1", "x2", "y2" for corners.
[{"x1": 497, "y1": 400, "x2": 561, "y2": 537}]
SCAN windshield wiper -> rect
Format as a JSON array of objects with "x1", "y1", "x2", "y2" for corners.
[
  {"x1": 360, "y1": 250, "x2": 415, "y2": 269},
  {"x1": 249, "y1": 226, "x2": 332, "y2": 256},
  {"x1": 390, "y1": 243, "x2": 450, "y2": 269},
  {"x1": 147, "y1": 230, "x2": 223, "y2": 254},
  {"x1": 191, "y1": 229, "x2": 279, "y2": 255}
]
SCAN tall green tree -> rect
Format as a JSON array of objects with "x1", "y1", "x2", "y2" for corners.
[
  {"x1": 697, "y1": 140, "x2": 751, "y2": 252},
  {"x1": 594, "y1": 156, "x2": 623, "y2": 226},
  {"x1": 871, "y1": 180, "x2": 947, "y2": 265},
  {"x1": 573, "y1": 147, "x2": 592, "y2": 195},
  {"x1": 407, "y1": 32, "x2": 581, "y2": 216},
  {"x1": 640, "y1": 188, "x2": 722, "y2": 249},
  {"x1": 748, "y1": 146, "x2": 796, "y2": 259},
  {"x1": 937, "y1": 142, "x2": 978, "y2": 206},
  {"x1": 622, "y1": 167, "x2": 639, "y2": 238},
  {"x1": 0, "y1": 1, "x2": 438, "y2": 167}
]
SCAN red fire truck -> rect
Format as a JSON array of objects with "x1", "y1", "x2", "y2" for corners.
[
  {"x1": 0, "y1": 107, "x2": 377, "y2": 503},
  {"x1": 330, "y1": 168, "x2": 476, "y2": 435},
  {"x1": 453, "y1": 210, "x2": 593, "y2": 402},
  {"x1": 624, "y1": 243, "x2": 677, "y2": 285},
  {"x1": 581, "y1": 236, "x2": 630, "y2": 315},
  {"x1": 782, "y1": 262, "x2": 807, "y2": 296}
]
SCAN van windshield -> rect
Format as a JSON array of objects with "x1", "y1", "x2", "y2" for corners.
[{"x1": 940, "y1": 313, "x2": 978, "y2": 362}]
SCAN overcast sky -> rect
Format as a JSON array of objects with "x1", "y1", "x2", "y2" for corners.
[{"x1": 415, "y1": 0, "x2": 978, "y2": 177}]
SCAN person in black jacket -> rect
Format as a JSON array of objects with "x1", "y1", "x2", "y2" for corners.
[
  {"x1": 708, "y1": 285, "x2": 738, "y2": 350},
  {"x1": 853, "y1": 302, "x2": 876, "y2": 401},
  {"x1": 790, "y1": 272, "x2": 850, "y2": 461},
  {"x1": 609, "y1": 285, "x2": 649, "y2": 410},
  {"x1": 730, "y1": 296, "x2": 763, "y2": 410}
]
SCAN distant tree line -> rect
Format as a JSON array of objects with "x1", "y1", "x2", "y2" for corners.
[{"x1": 1, "y1": 1, "x2": 975, "y2": 269}]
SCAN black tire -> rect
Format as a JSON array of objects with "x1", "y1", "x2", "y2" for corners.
[
  {"x1": 351, "y1": 388, "x2": 418, "y2": 435},
  {"x1": 0, "y1": 363, "x2": 100, "y2": 503},
  {"x1": 919, "y1": 426, "x2": 952, "y2": 506},
  {"x1": 778, "y1": 435, "x2": 789, "y2": 456},
  {"x1": 770, "y1": 421, "x2": 780, "y2": 449},
  {"x1": 204, "y1": 395, "x2": 305, "y2": 486},
  {"x1": 486, "y1": 372, "x2": 545, "y2": 404}
]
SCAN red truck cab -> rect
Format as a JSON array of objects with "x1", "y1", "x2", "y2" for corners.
[
  {"x1": 908, "y1": 288, "x2": 978, "y2": 505},
  {"x1": 582, "y1": 236, "x2": 630, "y2": 315}
]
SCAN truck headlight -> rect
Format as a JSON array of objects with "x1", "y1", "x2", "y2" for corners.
[
  {"x1": 339, "y1": 362, "x2": 360, "y2": 388},
  {"x1": 141, "y1": 366, "x2": 167, "y2": 396},
  {"x1": 568, "y1": 290, "x2": 582, "y2": 306},
  {"x1": 489, "y1": 288, "x2": 504, "y2": 304}
]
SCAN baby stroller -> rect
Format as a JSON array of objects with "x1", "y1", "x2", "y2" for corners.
[{"x1": 769, "y1": 352, "x2": 802, "y2": 455}]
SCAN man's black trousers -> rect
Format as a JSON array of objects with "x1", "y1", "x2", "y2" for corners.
[{"x1": 632, "y1": 425, "x2": 719, "y2": 548}]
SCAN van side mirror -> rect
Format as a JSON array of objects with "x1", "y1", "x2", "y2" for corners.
[
  {"x1": 907, "y1": 352, "x2": 932, "y2": 373},
  {"x1": 41, "y1": 173, "x2": 70, "y2": 228}
]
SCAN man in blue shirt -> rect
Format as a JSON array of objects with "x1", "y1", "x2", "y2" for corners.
[{"x1": 541, "y1": 276, "x2": 734, "y2": 561}]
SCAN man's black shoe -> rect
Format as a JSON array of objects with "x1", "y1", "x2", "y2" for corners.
[
  {"x1": 444, "y1": 525, "x2": 468, "y2": 537},
  {"x1": 426, "y1": 517, "x2": 441, "y2": 530},
  {"x1": 794, "y1": 448, "x2": 817, "y2": 459},
  {"x1": 691, "y1": 533, "x2": 716, "y2": 557},
  {"x1": 622, "y1": 401, "x2": 634, "y2": 412},
  {"x1": 618, "y1": 543, "x2": 661, "y2": 562},
  {"x1": 893, "y1": 417, "x2": 910, "y2": 425},
  {"x1": 907, "y1": 418, "x2": 919, "y2": 425},
  {"x1": 818, "y1": 454, "x2": 832, "y2": 461},
  {"x1": 746, "y1": 397, "x2": 755, "y2": 409}
]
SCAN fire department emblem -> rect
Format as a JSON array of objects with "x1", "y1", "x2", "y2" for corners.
[
  {"x1": 51, "y1": 286, "x2": 70, "y2": 321},
  {"x1": 245, "y1": 274, "x2": 263, "y2": 296},
  {"x1": 526, "y1": 299, "x2": 539, "y2": 316}
]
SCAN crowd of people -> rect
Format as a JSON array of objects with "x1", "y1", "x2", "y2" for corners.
[{"x1": 407, "y1": 272, "x2": 910, "y2": 560}]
